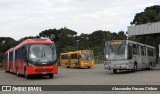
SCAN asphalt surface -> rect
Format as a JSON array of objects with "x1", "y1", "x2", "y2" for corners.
[{"x1": 1, "y1": 64, "x2": 160, "y2": 94}]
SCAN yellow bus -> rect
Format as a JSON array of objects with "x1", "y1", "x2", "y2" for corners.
[
  {"x1": 60, "y1": 53, "x2": 69, "y2": 67},
  {"x1": 61, "y1": 50, "x2": 95, "y2": 69}
]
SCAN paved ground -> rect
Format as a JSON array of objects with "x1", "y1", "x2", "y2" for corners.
[{"x1": 1, "y1": 64, "x2": 160, "y2": 94}]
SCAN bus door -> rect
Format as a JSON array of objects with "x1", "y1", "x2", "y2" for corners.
[
  {"x1": 132, "y1": 44, "x2": 141, "y2": 69},
  {"x1": 140, "y1": 46, "x2": 147, "y2": 69},
  {"x1": 153, "y1": 49, "x2": 156, "y2": 67},
  {"x1": 22, "y1": 46, "x2": 27, "y2": 70}
]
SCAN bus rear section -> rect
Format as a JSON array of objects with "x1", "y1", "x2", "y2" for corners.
[
  {"x1": 3, "y1": 39, "x2": 58, "y2": 79},
  {"x1": 104, "y1": 40, "x2": 156, "y2": 73},
  {"x1": 60, "y1": 53, "x2": 69, "y2": 68}
]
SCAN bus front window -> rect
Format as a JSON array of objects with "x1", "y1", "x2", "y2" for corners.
[
  {"x1": 29, "y1": 44, "x2": 57, "y2": 65},
  {"x1": 105, "y1": 44, "x2": 127, "y2": 61},
  {"x1": 81, "y1": 53, "x2": 93, "y2": 60}
]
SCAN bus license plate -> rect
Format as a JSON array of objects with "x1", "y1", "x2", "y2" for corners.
[{"x1": 42, "y1": 72, "x2": 47, "y2": 74}]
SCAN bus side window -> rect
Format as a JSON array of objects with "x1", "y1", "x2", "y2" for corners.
[
  {"x1": 23, "y1": 46, "x2": 27, "y2": 62},
  {"x1": 141, "y1": 46, "x2": 146, "y2": 56},
  {"x1": 128, "y1": 44, "x2": 133, "y2": 59},
  {"x1": 144, "y1": 46, "x2": 146, "y2": 56},
  {"x1": 137, "y1": 45, "x2": 140, "y2": 56},
  {"x1": 133, "y1": 44, "x2": 137, "y2": 55}
]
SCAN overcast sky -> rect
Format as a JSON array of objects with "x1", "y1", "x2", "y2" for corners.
[{"x1": 0, "y1": 0, "x2": 160, "y2": 40}]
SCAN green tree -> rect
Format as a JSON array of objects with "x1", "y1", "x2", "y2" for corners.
[
  {"x1": 89, "y1": 30, "x2": 106, "y2": 55},
  {"x1": 116, "y1": 31, "x2": 127, "y2": 40},
  {"x1": 131, "y1": 5, "x2": 160, "y2": 25},
  {"x1": 39, "y1": 27, "x2": 77, "y2": 56},
  {"x1": 0, "y1": 37, "x2": 19, "y2": 61}
]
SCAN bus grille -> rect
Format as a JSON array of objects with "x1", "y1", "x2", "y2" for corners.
[
  {"x1": 36, "y1": 68, "x2": 53, "y2": 72},
  {"x1": 83, "y1": 62, "x2": 91, "y2": 64}
]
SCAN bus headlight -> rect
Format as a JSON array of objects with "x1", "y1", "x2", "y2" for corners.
[{"x1": 28, "y1": 63, "x2": 35, "y2": 67}]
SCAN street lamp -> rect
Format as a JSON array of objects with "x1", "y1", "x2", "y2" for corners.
[{"x1": 76, "y1": 40, "x2": 79, "y2": 51}]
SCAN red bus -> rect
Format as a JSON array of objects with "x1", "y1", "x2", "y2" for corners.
[{"x1": 3, "y1": 39, "x2": 58, "y2": 79}]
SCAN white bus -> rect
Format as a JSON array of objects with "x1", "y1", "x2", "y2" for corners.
[{"x1": 104, "y1": 40, "x2": 156, "y2": 73}]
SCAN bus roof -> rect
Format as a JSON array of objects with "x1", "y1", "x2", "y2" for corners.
[
  {"x1": 15, "y1": 39, "x2": 54, "y2": 50},
  {"x1": 105, "y1": 40, "x2": 155, "y2": 49},
  {"x1": 60, "y1": 53, "x2": 68, "y2": 55},
  {"x1": 68, "y1": 51, "x2": 77, "y2": 54},
  {"x1": 3, "y1": 39, "x2": 55, "y2": 55}
]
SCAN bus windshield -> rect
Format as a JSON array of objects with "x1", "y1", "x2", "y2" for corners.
[
  {"x1": 29, "y1": 44, "x2": 57, "y2": 65},
  {"x1": 105, "y1": 44, "x2": 127, "y2": 61},
  {"x1": 81, "y1": 53, "x2": 93, "y2": 60}
]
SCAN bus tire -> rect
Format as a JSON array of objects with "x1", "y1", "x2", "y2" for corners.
[
  {"x1": 24, "y1": 68, "x2": 29, "y2": 79},
  {"x1": 49, "y1": 74, "x2": 54, "y2": 78},
  {"x1": 88, "y1": 66, "x2": 90, "y2": 69},
  {"x1": 113, "y1": 69, "x2": 117, "y2": 73},
  {"x1": 65, "y1": 64, "x2": 69, "y2": 68}
]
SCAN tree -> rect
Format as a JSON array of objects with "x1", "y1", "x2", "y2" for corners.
[
  {"x1": 131, "y1": 5, "x2": 160, "y2": 25},
  {"x1": 39, "y1": 27, "x2": 77, "y2": 56},
  {"x1": 0, "y1": 37, "x2": 19, "y2": 61},
  {"x1": 116, "y1": 31, "x2": 127, "y2": 40}
]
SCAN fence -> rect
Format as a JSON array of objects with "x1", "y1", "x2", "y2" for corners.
[{"x1": 94, "y1": 55, "x2": 104, "y2": 64}]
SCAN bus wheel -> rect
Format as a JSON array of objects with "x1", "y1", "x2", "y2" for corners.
[
  {"x1": 49, "y1": 74, "x2": 54, "y2": 78},
  {"x1": 113, "y1": 69, "x2": 117, "y2": 73},
  {"x1": 24, "y1": 69, "x2": 29, "y2": 79},
  {"x1": 88, "y1": 66, "x2": 90, "y2": 69},
  {"x1": 65, "y1": 64, "x2": 69, "y2": 68}
]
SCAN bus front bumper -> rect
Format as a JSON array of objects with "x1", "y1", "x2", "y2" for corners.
[
  {"x1": 105, "y1": 64, "x2": 129, "y2": 70},
  {"x1": 108, "y1": 65, "x2": 128, "y2": 69},
  {"x1": 80, "y1": 63, "x2": 95, "y2": 68},
  {"x1": 26, "y1": 66, "x2": 58, "y2": 75}
]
